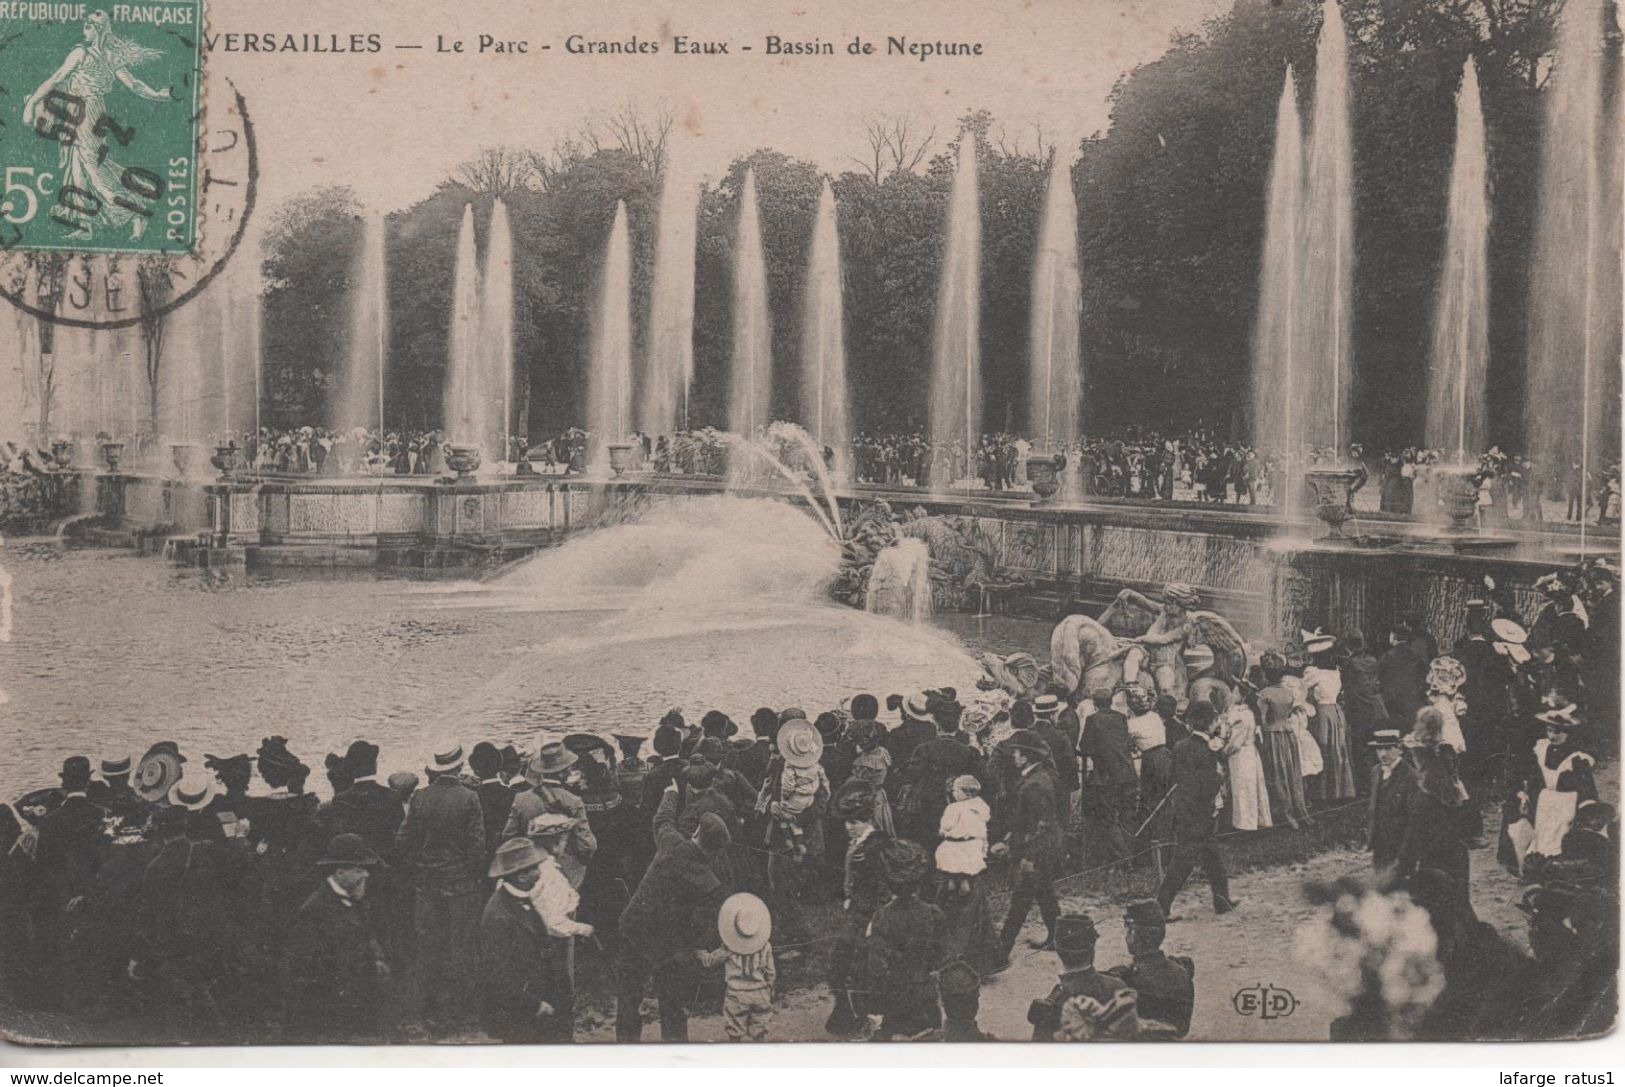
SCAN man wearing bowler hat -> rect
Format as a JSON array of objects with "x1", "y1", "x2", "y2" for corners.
[
  {"x1": 394, "y1": 745, "x2": 484, "y2": 1031},
  {"x1": 1155, "y1": 702, "x2": 1240, "y2": 921},
  {"x1": 1104, "y1": 901, "x2": 1194, "y2": 1037},
  {"x1": 32, "y1": 756, "x2": 109, "y2": 1003},
  {"x1": 282, "y1": 833, "x2": 391, "y2": 1042},
  {"x1": 1026, "y1": 913, "x2": 1128, "y2": 1041}
]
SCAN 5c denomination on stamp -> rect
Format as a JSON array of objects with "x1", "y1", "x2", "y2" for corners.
[{"x1": 1, "y1": 1, "x2": 203, "y2": 255}]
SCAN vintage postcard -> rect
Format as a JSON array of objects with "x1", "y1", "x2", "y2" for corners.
[{"x1": 0, "y1": 0, "x2": 1617, "y2": 1051}]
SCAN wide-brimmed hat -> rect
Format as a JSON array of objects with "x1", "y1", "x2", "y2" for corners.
[
  {"x1": 717, "y1": 892, "x2": 772, "y2": 954},
  {"x1": 427, "y1": 745, "x2": 465, "y2": 776},
  {"x1": 1491, "y1": 618, "x2": 1528, "y2": 646},
  {"x1": 468, "y1": 742, "x2": 503, "y2": 780},
  {"x1": 1003, "y1": 728, "x2": 1051, "y2": 760},
  {"x1": 1161, "y1": 583, "x2": 1200, "y2": 608},
  {"x1": 700, "y1": 710, "x2": 738, "y2": 738},
  {"x1": 99, "y1": 755, "x2": 133, "y2": 777},
  {"x1": 317, "y1": 832, "x2": 385, "y2": 869},
  {"x1": 901, "y1": 692, "x2": 937, "y2": 725},
  {"x1": 813, "y1": 712, "x2": 844, "y2": 741},
  {"x1": 489, "y1": 837, "x2": 545, "y2": 878},
  {"x1": 256, "y1": 736, "x2": 309, "y2": 789},
  {"x1": 203, "y1": 753, "x2": 253, "y2": 789},
  {"x1": 777, "y1": 719, "x2": 824, "y2": 769},
  {"x1": 59, "y1": 756, "x2": 93, "y2": 791},
  {"x1": 167, "y1": 775, "x2": 217, "y2": 812},
  {"x1": 1367, "y1": 729, "x2": 1404, "y2": 748},
  {"x1": 1535, "y1": 704, "x2": 1585, "y2": 731},
  {"x1": 1301, "y1": 629, "x2": 1337, "y2": 655},
  {"x1": 526, "y1": 812, "x2": 576, "y2": 841},
  {"x1": 135, "y1": 742, "x2": 187, "y2": 803},
  {"x1": 1181, "y1": 644, "x2": 1216, "y2": 672},
  {"x1": 1032, "y1": 694, "x2": 1062, "y2": 718},
  {"x1": 1534, "y1": 571, "x2": 1577, "y2": 596},
  {"x1": 524, "y1": 735, "x2": 578, "y2": 784}
]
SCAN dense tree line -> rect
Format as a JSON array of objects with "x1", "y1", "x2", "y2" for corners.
[{"x1": 259, "y1": 0, "x2": 1607, "y2": 450}]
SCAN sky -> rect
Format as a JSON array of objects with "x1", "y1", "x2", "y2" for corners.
[{"x1": 207, "y1": 0, "x2": 1231, "y2": 225}]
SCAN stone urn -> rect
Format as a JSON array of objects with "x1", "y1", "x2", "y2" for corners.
[
  {"x1": 99, "y1": 441, "x2": 124, "y2": 472},
  {"x1": 210, "y1": 444, "x2": 241, "y2": 478},
  {"x1": 1435, "y1": 465, "x2": 1481, "y2": 533},
  {"x1": 1025, "y1": 452, "x2": 1067, "y2": 505},
  {"x1": 171, "y1": 442, "x2": 200, "y2": 478},
  {"x1": 50, "y1": 438, "x2": 75, "y2": 468},
  {"x1": 1302, "y1": 466, "x2": 1363, "y2": 539},
  {"x1": 443, "y1": 444, "x2": 482, "y2": 481},
  {"x1": 607, "y1": 442, "x2": 636, "y2": 477}
]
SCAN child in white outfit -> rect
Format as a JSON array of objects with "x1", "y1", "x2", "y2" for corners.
[{"x1": 935, "y1": 775, "x2": 990, "y2": 894}]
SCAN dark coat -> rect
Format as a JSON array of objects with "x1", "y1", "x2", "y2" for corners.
[
  {"x1": 843, "y1": 827, "x2": 892, "y2": 919},
  {"x1": 478, "y1": 884, "x2": 556, "y2": 1041},
  {"x1": 1168, "y1": 735, "x2": 1223, "y2": 841},
  {"x1": 1007, "y1": 764, "x2": 1064, "y2": 866},
  {"x1": 282, "y1": 881, "x2": 388, "y2": 1039},
  {"x1": 862, "y1": 893, "x2": 946, "y2": 1036},
  {"x1": 1454, "y1": 638, "x2": 1514, "y2": 748},
  {"x1": 1378, "y1": 643, "x2": 1429, "y2": 727},
  {"x1": 1368, "y1": 759, "x2": 1415, "y2": 871},
  {"x1": 723, "y1": 739, "x2": 774, "y2": 790},
  {"x1": 1105, "y1": 951, "x2": 1195, "y2": 1036},
  {"x1": 1036, "y1": 720, "x2": 1079, "y2": 795},
  {"x1": 619, "y1": 790, "x2": 729, "y2": 963},
  {"x1": 33, "y1": 794, "x2": 108, "y2": 909},
  {"x1": 884, "y1": 718, "x2": 938, "y2": 772},
  {"x1": 1081, "y1": 711, "x2": 1136, "y2": 786},
  {"x1": 476, "y1": 781, "x2": 516, "y2": 859},
  {"x1": 1340, "y1": 651, "x2": 1391, "y2": 733},
  {"x1": 394, "y1": 776, "x2": 485, "y2": 892},
  {"x1": 904, "y1": 735, "x2": 983, "y2": 824}
]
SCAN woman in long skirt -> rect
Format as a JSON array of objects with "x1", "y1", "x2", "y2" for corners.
[
  {"x1": 1211, "y1": 684, "x2": 1272, "y2": 831},
  {"x1": 1304, "y1": 638, "x2": 1357, "y2": 802},
  {"x1": 1253, "y1": 654, "x2": 1310, "y2": 829}
]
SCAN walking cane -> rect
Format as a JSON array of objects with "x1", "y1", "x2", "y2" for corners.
[{"x1": 1135, "y1": 785, "x2": 1178, "y2": 892}]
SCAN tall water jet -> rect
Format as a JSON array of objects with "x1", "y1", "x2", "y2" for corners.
[
  {"x1": 1425, "y1": 59, "x2": 1490, "y2": 462},
  {"x1": 800, "y1": 180, "x2": 849, "y2": 473},
  {"x1": 865, "y1": 537, "x2": 933, "y2": 624},
  {"x1": 442, "y1": 204, "x2": 481, "y2": 450},
  {"x1": 1298, "y1": 0, "x2": 1355, "y2": 456},
  {"x1": 587, "y1": 201, "x2": 634, "y2": 470},
  {"x1": 337, "y1": 213, "x2": 388, "y2": 434},
  {"x1": 481, "y1": 199, "x2": 514, "y2": 458},
  {"x1": 930, "y1": 138, "x2": 981, "y2": 492},
  {"x1": 1526, "y1": 0, "x2": 1621, "y2": 533},
  {"x1": 730, "y1": 169, "x2": 773, "y2": 442},
  {"x1": 643, "y1": 174, "x2": 697, "y2": 437},
  {"x1": 1029, "y1": 150, "x2": 1082, "y2": 456},
  {"x1": 1252, "y1": 66, "x2": 1305, "y2": 496}
]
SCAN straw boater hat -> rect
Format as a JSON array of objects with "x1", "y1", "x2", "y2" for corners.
[
  {"x1": 99, "y1": 755, "x2": 133, "y2": 778},
  {"x1": 1032, "y1": 694, "x2": 1062, "y2": 718},
  {"x1": 777, "y1": 717, "x2": 824, "y2": 769},
  {"x1": 489, "y1": 837, "x2": 544, "y2": 879},
  {"x1": 901, "y1": 692, "x2": 937, "y2": 726},
  {"x1": 167, "y1": 774, "x2": 217, "y2": 812},
  {"x1": 1491, "y1": 617, "x2": 1528, "y2": 645},
  {"x1": 135, "y1": 741, "x2": 187, "y2": 803},
  {"x1": 427, "y1": 745, "x2": 465, "y2": 777},
  {"x1": 1366, "y1": 729, "x2": 1403, "y2": 748},
  {"x1": 717, "y1": 892, "x2": 772, "y2": 955}
]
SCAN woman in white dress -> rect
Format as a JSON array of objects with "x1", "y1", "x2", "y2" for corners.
[
  {"x1": 1211, "y1": 683, "x2": 1272, "y2": 831},
  {"x1": 1303, "y1": 634, "x2": 1356, "y2": 802}
]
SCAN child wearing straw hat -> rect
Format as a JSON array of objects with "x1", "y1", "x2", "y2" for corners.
[{"x1": 697, "y1": 892, "x2": 776, "y2": 1041}]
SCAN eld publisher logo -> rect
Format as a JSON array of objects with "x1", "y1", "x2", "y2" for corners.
[{"x1": 1233, "y1": 984, "x2": 1299, "y2": 1020}]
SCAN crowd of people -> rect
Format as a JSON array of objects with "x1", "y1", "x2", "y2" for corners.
[{"x1": 1, "y1": 554, "x2": 1615, "y2": 1043}]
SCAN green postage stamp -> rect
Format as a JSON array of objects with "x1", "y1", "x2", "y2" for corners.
[{"x1": 0, "y1": 1, "x2": 203, "y2": 255}]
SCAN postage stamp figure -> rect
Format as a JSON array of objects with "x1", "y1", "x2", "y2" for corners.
[{"x1": 0, "y1": 2, "x2": 203, "y2": 255}]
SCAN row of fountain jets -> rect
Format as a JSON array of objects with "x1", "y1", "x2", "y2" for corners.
[{"x1": 5, "y1": 0, "x2": 1613, "y2": 499}]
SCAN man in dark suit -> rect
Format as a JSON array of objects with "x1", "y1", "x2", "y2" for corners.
[
  {"x1": 33, "y1": 756, "x2": 108, "y2": 1000},
  {"x1": 1378, "y1": 622, "x2": 1430, "y2": 729},
  {"x1": 1079, "y1": 687, "x2": 1137, "y2": 864},
  {"x1": 1155, "y1": 703, "x2": 1239, "y2": 920},
  {"x1": 1454, "y1": 605, "x2": 1516, "y2": 786},
  {"x1": 478, "y1": 838, "x2": 557, "y2": 1042},
  {"x1": 901, "y1": 711, "x2": 984, "y2": 847},
  {"x1": 1366, "y1": 730, "x2": 1413, "y2": 873},
  {"x1": 824, "y1": 780, "x2": 891, "y2": 1036},
  {"x1": 469, "y1": 742, "x2": 514, "y2": 868},
  {"x1": 394, "y1": 746, "x2": 484, "y2": 1030},
  {"x1": 615, "y1": 778, "x2": 732, "y2": 1042},
  {"x1": 316, "y1": 740, "x2": 411, "y2": 978},
  {"x1": 884, "y1": 693, "x2": 939, "y2": 779},
  {"x1": 281, "y1": 833, "x2": 391, "y2": 1042},
  {"x1": 996, "y1": 729, "x2": 1064, "y2": 958}
]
